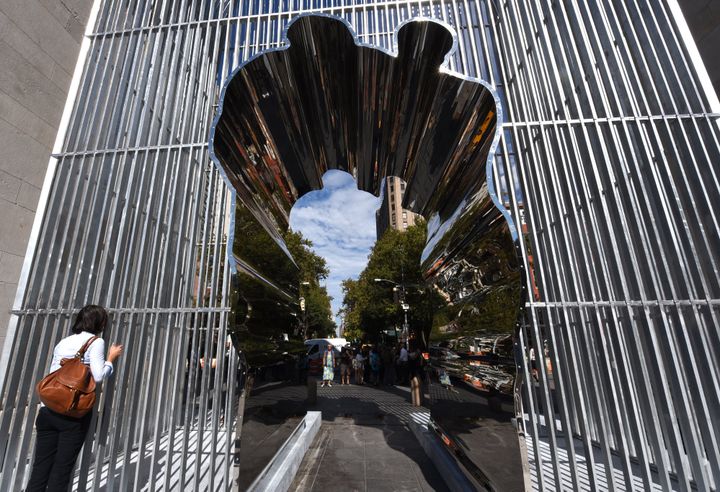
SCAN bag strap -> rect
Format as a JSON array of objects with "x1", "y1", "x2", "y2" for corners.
[{"x1": 75, "y1": 336, "x2": 99, "y2": 358}]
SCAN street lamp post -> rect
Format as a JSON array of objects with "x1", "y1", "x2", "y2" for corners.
[
  {"x1": 401, "y1": 302, "x2": 410, "y2": 350},
  {"x1": 374, "y1": 277, "x2": 411, "y2": 349}
]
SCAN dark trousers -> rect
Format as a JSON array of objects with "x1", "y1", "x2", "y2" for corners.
[
  {"x1": 26, "y1": 407, "x2": 92, "y2": 492},
  {"x1": 398, "y1": 362, "x2": 409, "y2": 384}
]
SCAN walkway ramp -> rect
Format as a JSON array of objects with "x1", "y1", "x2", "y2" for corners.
[{"x1": 290, "y1": 384, "x2": 448, "y2": 492}]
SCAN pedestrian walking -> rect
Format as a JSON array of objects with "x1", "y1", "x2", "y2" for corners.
[
  {"x1": 382, "y1": 345, "x2": 396, "y2": 385},
  {"x1": 408, "y1": 344, "x2": 422, "y2": 381},
  {"x1": 363, "y1": 345, "x2": 371, "y2": 383},
  {"x1": 369, "y1": 347, "x2": 381, "y2": 386},
  {"x1": 353, "y1": 349, "x2": 365, "y2": 385},
  {"x1": 321, "y1": 344, "x2": 335, "y2": 387},
  {"x1": 27, "y1": 305, "x2": 124, "y2": 492},
  {"x1": 398, "y1": 344, "x2": 409, "y2": 384},
  {"x1": 340, "y1": 348, "x2": 352, "y2": 385}
]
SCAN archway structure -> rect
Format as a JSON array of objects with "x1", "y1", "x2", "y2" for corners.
[
  {"x1": 209, "y1": 14, "x2": 524, "y2": 488},
  {"x1": 209, "y1": 14, "x2": 518, "y2": 302}
]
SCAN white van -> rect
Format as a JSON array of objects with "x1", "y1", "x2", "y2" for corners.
[{"x1": 305, "y1": 338, "x2": 348, "y2": 375}]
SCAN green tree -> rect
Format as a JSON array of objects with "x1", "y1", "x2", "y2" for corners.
[
  {"x1": 284, "y1": 230, "x2": 329, "y2": 283},
  {"x1": 340, "y1": 221, "x2": 444, "y2": 346},
  {"x1": 338, "y1": 279, "x2": 364, "y2": 342},
  {"x1": 229, "y1": 204, "x2": 335, "y2": 365}
]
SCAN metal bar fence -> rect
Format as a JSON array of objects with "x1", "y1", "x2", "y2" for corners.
[{"x1": 0, "y1": 0, "x2": 717, "y2": 490}]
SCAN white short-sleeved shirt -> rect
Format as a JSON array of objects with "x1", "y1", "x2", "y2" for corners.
[{"x1": 49, "y1": 331, "x2": 114, "y2": 383}]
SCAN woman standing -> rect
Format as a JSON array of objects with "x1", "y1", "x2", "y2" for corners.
[
  {"x1": 321, "y1": 344, "x2": 335, "y2": 387},
  {"x1": 27, "y1": 305, "x2": 124, "y2": 492}
]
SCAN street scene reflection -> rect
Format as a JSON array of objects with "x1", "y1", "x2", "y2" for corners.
[{"x1": 210, "y1": 13, "x2": 526, "y2": 491}]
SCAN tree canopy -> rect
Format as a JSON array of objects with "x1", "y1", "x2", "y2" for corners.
[
  {"x1": 340, "y1": 221, "x2": 444, "y2": 347},
  {"x1": 229, "y1": 204, "x2": 335, "y2": 366},
  {"x1": 284, "y1": 229, "x2": 336, "y2": 339},
  {"x1": 340, "y1": 218, "x2": 522, "y2": 348}
]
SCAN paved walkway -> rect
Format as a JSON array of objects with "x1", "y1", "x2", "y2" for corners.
[
  {"x1": 426, "y1": 382, "x2": 525, "y2": 491},
  {"x1": 73, "y1": 426, "x2": 232, "y2": 492},
  {"x1": 290, "y1": 384, "x2": 448, "y2": 492}
]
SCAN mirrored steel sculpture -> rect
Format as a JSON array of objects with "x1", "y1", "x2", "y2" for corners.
[
  {"x1": 210, "y1": 12, "x2": 517, "y2": 323},
  {"x1": 0, "y1": 2, "x2": 717, "y2": 490},
  {"x1": 210, "y1": 13, "x2": 524, "y2": 488}
]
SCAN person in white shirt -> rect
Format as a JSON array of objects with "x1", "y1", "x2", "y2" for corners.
[
  {"x1": 399, "y1": 346, "x2": 409, "y2": 362},
  {"x1": 398, "y1": 345, "x2": 409, "y2": 384},
  {"x1": 27, "y1": 305, "x2": 123, "y2": 492}
]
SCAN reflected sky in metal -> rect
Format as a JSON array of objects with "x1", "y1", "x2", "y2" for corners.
[{"x1": 209, "y1": 14, "x2": 514, "y2": 298}]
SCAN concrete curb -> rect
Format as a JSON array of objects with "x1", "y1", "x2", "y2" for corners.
[
  {"x1": 247, "y1": 411, "x2": 322, "y2": 492},
  {"x1": 408, "y1": 412, "x2": 482, "y2": 492}
]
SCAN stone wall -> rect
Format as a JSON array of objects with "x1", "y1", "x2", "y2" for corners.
[{"x1": 0, "y1": 0, "x2": 93, "y2": 351}]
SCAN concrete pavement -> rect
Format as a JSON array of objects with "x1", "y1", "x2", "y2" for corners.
[{"x1": 290, "y1": 383, "x2": 449, "y2": 492}]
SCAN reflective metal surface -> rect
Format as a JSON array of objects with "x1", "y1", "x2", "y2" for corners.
[
  {"x1": 429, "y1": 334, "x2": 515, "y2": 396},
  {"x1": 0, "y1": 1, "x2": 717, "y2": 491},
  {"x1": 210, "y1": 13, "x2": 525, "y2": 489},
  {"x1": 210, "y1": 14, "x2": 507, "y2": 291},
  {"x1": 230, "y1": 202, "x2": 299, "y2": 359},
  {"x1": 209, "y1": 8, "x2": 522, "y2": 364}
]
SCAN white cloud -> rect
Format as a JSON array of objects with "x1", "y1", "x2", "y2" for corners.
[{"x1": 289, "y1": 170, "x2": 381, "y2": 328}]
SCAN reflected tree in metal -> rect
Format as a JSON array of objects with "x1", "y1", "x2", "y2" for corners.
[{"x1": 209, "y1": 13, "x2": 515, "y2": 342}]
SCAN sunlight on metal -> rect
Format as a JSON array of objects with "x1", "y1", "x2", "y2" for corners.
[{"x1": 0, "y1": 1, "x2": 717, "y2": 491}]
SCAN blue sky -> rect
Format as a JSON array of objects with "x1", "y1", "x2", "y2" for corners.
[{"x1": 289, "y1": 170, "x2": 381, "y2": 329}]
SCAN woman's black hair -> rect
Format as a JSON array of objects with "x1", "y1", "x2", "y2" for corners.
[{"x1": 71, "y1": 305, "x2": 109, "y2": 335}]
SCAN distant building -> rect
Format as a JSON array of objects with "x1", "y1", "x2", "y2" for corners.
[{"x1": 375, "y1": 177, "x2": 421, "y2": 238}]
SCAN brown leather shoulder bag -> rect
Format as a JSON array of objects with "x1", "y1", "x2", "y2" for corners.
[{"x1": 37, "y1": 336, "x2": 99, "y2": 418}]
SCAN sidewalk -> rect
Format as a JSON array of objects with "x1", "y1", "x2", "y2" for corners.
[{"x1": 289, "y1": 383, "x2": 448, "y2": 492}]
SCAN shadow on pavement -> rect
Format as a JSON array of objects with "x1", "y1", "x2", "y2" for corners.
[{"x1": 234, "y1": 375, "x2": 524, "y2": 491}]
